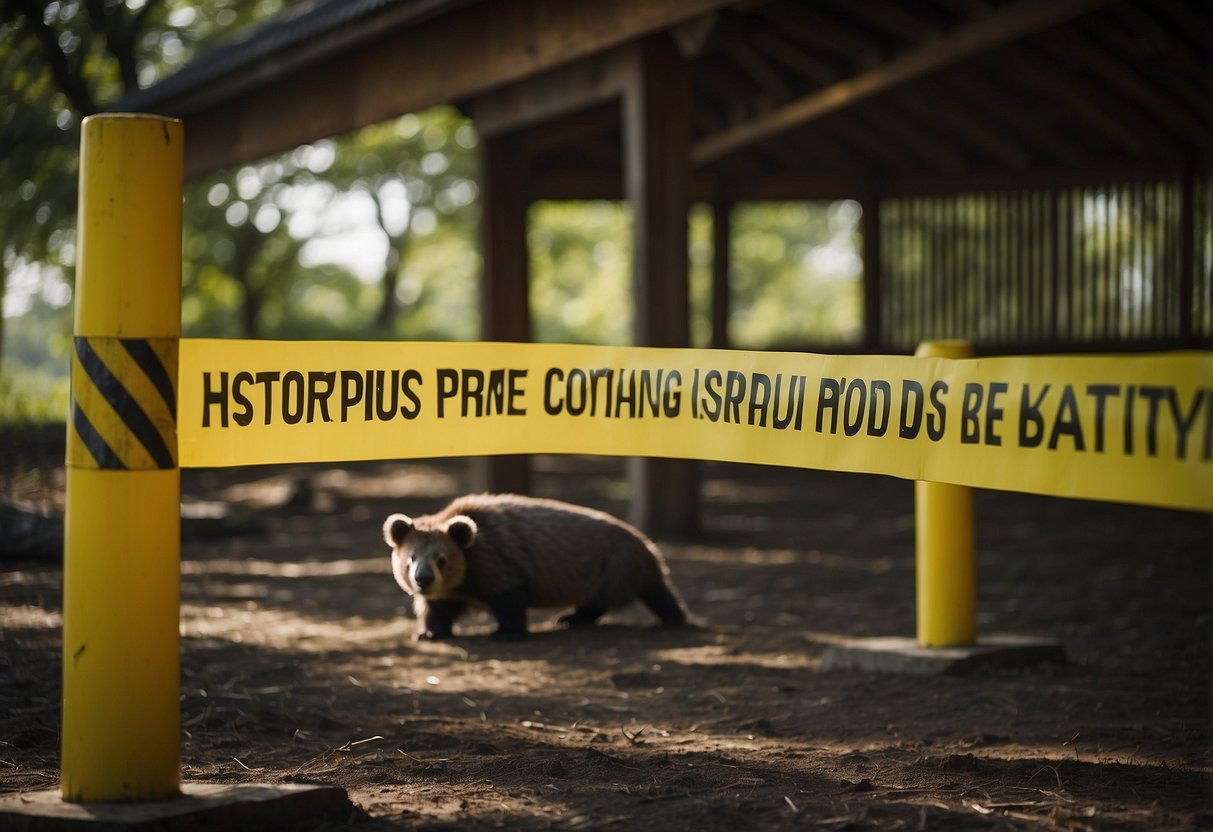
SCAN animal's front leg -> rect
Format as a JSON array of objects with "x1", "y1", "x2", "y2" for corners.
[
  {"x1": 417, "y1": 598, "x2": 466, "y2": 640},
  {"x1": 486, "y1": 586, "x2": 529, "y2": 641},
  {"x1": 558, "y1": 604, "x2": 605, "y2": 628}
]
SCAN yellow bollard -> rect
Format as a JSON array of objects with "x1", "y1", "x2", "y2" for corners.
[
  {"x1": 62, "y1": 114, "x2": 183, "y2": 801},
  {"x1": 914, "y1": 339, "x2": 975, "y2": 648}
]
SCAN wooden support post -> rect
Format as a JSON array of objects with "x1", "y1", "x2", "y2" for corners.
[
  {"x1": 476, "y1": 132, "x2": 532, "y2": 495},
  {"x1": 624, "y1": 35, "x2": 698, "y2": 536},
  {"x1": 711, "y1": 192, "x2": 733, "y2": 350},
  {"x1": 861, "y1": 193, "x2": 884, "y2": 350}
]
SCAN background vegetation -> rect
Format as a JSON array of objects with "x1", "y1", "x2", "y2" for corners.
[{"x1": 0, "y1": 0, "x2": 862, "y2": 425}]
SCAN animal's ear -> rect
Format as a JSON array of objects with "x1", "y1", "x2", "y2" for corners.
[
  {"x1": 383, "y1": 513, "x2": 414, "y2": 547},
  {"x1": 445, "y1": 515, "x2": 478, "y2": 549}
]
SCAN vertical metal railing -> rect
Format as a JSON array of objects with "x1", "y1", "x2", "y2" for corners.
[{"x1": 880, "y1": 177, "x2": 1211, "y2": 352}]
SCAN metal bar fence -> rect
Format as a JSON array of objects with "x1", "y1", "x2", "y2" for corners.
[{"x1": 880, "y1": 176, "x2": 1212, "y2": 352}]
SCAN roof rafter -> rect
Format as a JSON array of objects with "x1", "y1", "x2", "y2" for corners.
[
  {"x1": 747, "y1": 29, "x2": 838, "y2": 86},
  {"x1": 1037, "y1": 30, "x2": 1211, "y2": 142},
  {"x1": 939, "y1": 72, "x2": 1086, "y2": 166},
  {"x1": 691, "y1": 0, "x2": 1114, "y2": 166},
  {"x1": 822, "y1": 0, "x2": 943, "y2": 45},
  {"x1": 723, "y1": 34, "x2": 792, "y2": 103}
]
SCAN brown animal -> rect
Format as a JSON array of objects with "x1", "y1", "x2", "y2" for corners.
[{"x1": 382, "y1": 493, "x2": 687, "y2": 640}]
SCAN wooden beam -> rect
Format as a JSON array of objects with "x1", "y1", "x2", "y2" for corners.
[
  {"x1": 175, "y1": 0, "x2": 729, "y2": 178},
  {"x1": 841, "y1": 0, "x2": 944, "y2": 44},
  {"x1": 479, "y1": 133, "x2": 531, "y2": 343},
  {"x1": 824, "y1": 114, "x2": 918, "y2": 173},
  {"x1": 932, "y1": 0, "x2": 996, "y2": 18},
  {"x1": 471, "y1": 47, "x2": 632, "y2": 139},
  {"x1": 1109, "y1": 3, "x2": 1207, "y2": 91},
  {"x1": 764, "y1": 2, "x2": 882, "y2": 65},
  {"x1": 858, "y1": 100, "x2": 971, "y2": 174},
  {"x1": 476, "y1": 131, "x2": 532, "y2": 494},
  {"x1": 716, "y1": 172, "x2": 865, "y2": 202},
  {"x1": 695, "y1": 61, "x2": 765, "y2": 111},
  {"x1": 1039, "y1": 31, "x2": 1212, "y2": 142},
  {"x1": 622, "y1": 34, "x2": 698, "y2": 536},
  {"x1": 723, "y1": 34, "x2": 792, "y2": 103},
  {"x1": 625, "y1": 38, "x2": 692, "y2": 350},
  {"x1": 526, "y1": 167, "x2": 745, "y2": 202},
  {"x1": 669, "y1": 11, "x2": 719, "y2": 58},
  {"x1": 758, "y1": 126, "x2": 869, "y2": 181},
  {"x1": 995, "y1": 43, "x2": 1160, "y2": 155},
  {"x1": 529, "y1": 169, "x2": 622, "y2": 200},
  {"x1": 943, "y1": 98, "x2": 1034, "y2": 168},
  {"x1": 1148, "y1": 0, "x2": 1213, "y2": 46},
  {"x1": 941, "y1": 71, "x2": 1087, "y2": 166},
  {"x1": 878, "y1": 155, "x2": 1206, "y2": 197},
  {"x1": 692, "y1": 0, "x2": 1114, "y2": 166},
  {"x1": 517, "y1": 103, "x2": 620, "y2": 158},
  {"x1": 529, "y1": 155, "x2": 1213, "y2": 204},
  {"x1": 748, "y1": 29, "x2": 838, "y2": 87}
]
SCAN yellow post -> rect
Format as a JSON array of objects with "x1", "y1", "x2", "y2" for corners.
[
  {"x1": 62, "y1": 114, "x2": 183, "y2": 801},
  {"x1": 914, "y1": 339, "x2": 975, "y2": 648}
]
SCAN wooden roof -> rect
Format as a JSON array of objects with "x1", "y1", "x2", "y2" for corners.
[
  {"x1": 124, "y1": 0, "x2": 1212, "y2": 197},
  {"x1": 510, "y1": 0, "x2": 1213, "y2": 200}
]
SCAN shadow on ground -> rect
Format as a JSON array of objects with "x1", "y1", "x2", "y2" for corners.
[{"x1": 3, "y1": 454, "x2": 1210, "y2": 830}]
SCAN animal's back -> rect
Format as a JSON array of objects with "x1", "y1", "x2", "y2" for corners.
[{"x1": 443, "y1": 493, "x2": 669, "y2": 609}]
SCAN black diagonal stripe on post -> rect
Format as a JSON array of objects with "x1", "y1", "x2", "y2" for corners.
[
  {"x1": 121, "y1": 338, "x2": 176, "y2": 415},
  {"x1": 71, "y1": 398, "x2": 124, "y2": 470},
  {"x1": 74, "y1": 337, "x2": 176, "y2": 469}
]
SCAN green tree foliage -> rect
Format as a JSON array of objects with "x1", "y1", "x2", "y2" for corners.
[
  {"x1": 1, "y1": 0, "x2": 289, "y2": 362},
  {"x1": 527, "y1": 199, "x2": 863, "y2": 348},
  {"x1": 728, "y1": 201, "x2": 863, "y2": 349},
  {"x1": 325, "y1": 109, "x2": 482, "y2": 339},
  {"x1": 180, "y1": 107, "x2": 482, "y2": 341},
  {"x1": 529, "y1": 201, "x2": 633, "y2": 345},
  {"x1": 182, "y1": 142, "x2": 363, "y2": 340}
]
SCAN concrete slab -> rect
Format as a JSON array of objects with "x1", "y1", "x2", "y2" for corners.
[
  {"x1": 0, "y1": 782, "x2": 364, "y2": 831},
  {"x1": 820, "y1": 634, "x2": 1066, "y2": 675}
]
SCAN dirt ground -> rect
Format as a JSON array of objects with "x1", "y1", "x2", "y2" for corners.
[{"x1": 2, "y1": 450, "x2": 1211, "y2": 830}]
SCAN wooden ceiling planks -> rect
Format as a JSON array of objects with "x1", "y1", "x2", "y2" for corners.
[
  {"x1": 126, "y1": 0, "x2": 1209, "y2": 196},
  {"x1": 690, "y1": 0, "x2": 1116, "y2": 166}
]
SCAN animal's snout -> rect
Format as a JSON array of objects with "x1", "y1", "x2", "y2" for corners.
[{"x1": 412, "y1": 564, "x2": 437, "y2": 593}]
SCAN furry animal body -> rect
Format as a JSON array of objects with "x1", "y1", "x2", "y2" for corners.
[{"x1": 383, "y1": 493, "x2": 687, "y2": 640}]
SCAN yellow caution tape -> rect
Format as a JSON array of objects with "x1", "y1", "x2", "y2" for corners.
[{"x1": 178, "y1": 339, "x2": 1213, "y2": 512}]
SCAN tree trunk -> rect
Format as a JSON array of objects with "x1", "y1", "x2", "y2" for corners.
[
  {"x1": 374, "y1": 245, "x2": 402, "y2": 333},
  {"x1": 241, "y1": 281, "x2": 263, "y2": 340},
  {"x1": 231, "y1": 226, "x2": 267, "y2": 338},
  {"x1": 0, "y1": 264, "x2": 6, "y2": 367},
  {"x1": 370, "y1": 188, "x2": 408, "y2": 334}
]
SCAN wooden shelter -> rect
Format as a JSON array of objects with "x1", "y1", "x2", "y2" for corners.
[{"x1": 123, "y1": 0, "x2": 1212, "y2": 533}]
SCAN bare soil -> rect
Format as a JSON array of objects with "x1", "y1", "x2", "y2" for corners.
[{"x1": 2, "y1": 452, "x2": 1211, "y2": 830}]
